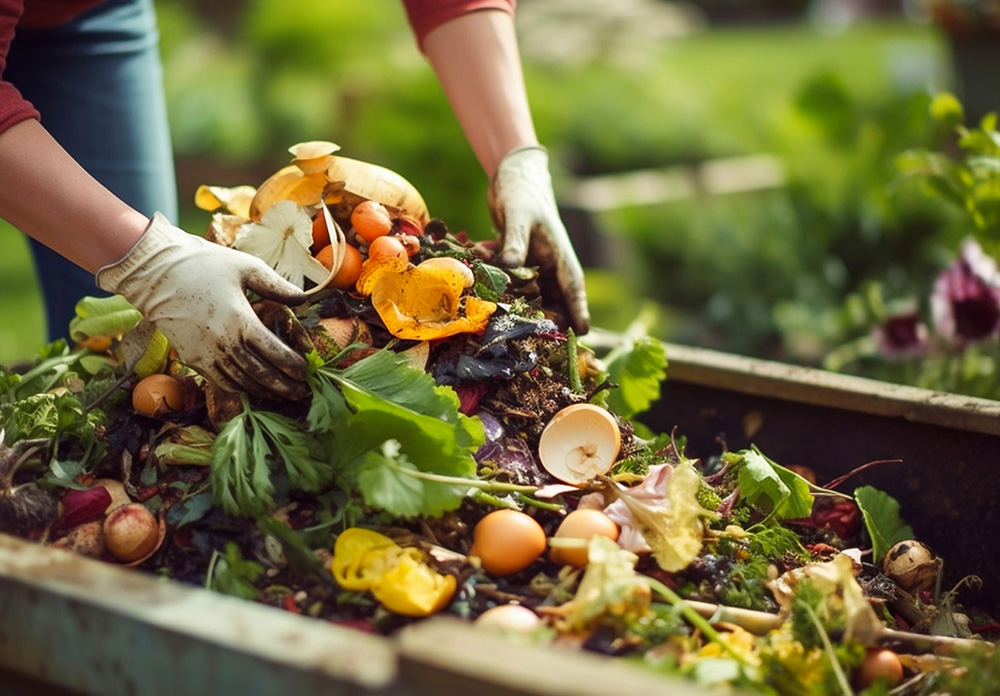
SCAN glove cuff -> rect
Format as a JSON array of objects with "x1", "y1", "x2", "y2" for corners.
[
  {"x1": 493, "y1": 145, "x2": 549, "y2": 182},
  {"x1": 96, "y1": 212, "x2": 184, "y2": 293}
]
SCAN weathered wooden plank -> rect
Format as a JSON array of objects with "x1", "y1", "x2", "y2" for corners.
[
  {"x1": 660, "y1": 342, "x2": 1000, "y2": 436},
  {"x1": 0, "y1": 534, "x2": 398, "y2": 696}
]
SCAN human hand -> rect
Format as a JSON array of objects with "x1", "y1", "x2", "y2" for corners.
[
  {"x1": 488, "y1": 146, "x2": 590, "y2": 335},
  {"x1": 97, "y1": 213, "x2": 309, "y2": 400}
]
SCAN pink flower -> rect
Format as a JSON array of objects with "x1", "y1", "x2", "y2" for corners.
[
  {"x1": 872, "y1": 305, "x2": 929, "y2": 357},
  {"x1": 931, "y1": 238, "x2": 1000, "y2": 345}
]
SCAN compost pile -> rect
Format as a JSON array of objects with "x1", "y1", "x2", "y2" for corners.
[{"x1": 1, "y1": 142, "x2": 998, "y2": 695}]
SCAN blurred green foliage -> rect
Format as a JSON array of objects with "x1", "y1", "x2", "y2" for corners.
[
  {"x1": 0, "y1": 2, "x2": 965, "y2": 380},
  {"x1": 821, "y1": 94, "x2": 1000, "y2": 399}
]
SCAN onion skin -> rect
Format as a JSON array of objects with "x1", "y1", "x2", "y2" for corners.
[
  {"x1": 103, "y1": 503, "x2": 160, "y2": 563},
  {"x1": 325, "y1": 156, "x2": 430, "y2": 228},
  {"x1": 132, "y1": 374, "x2": 185, "y2": 417}
]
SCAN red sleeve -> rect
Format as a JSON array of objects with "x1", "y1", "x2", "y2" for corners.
[
  {"x1": 0, "y1": 0, "x2": 40, "y2": 136},
  {"x1": 401, "y1": 0, "x2": 515, "y2": 51}
]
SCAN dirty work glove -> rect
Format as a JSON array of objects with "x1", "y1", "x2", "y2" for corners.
[
  {"x1": 96, "y1": 212, "x2": 309, "y2": 400},
  {"x1": 488, "y1": 146, "x2": 590, "y2": 335}
]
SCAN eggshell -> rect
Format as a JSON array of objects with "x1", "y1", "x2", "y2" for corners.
[
  {"x1": 537, "y1": 403, "x2": 621, "y2": 484},
  {"x1": 476, "y1": 604, "x2": 543, "y2": 632},
  {"x1": 469, "y1": 510, "x2": 546, "y2": 577},
  {"x1": 549, "y1": 509, "x2": 620, "y2": 568}
]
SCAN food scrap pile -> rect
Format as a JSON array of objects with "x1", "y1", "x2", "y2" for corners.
[{"x1": 1, "y1": 142, "x2": 998, "y2": 695}]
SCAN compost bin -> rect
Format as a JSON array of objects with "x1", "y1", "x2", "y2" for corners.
[{"x1": 1, "y1": 342, "x2": 997, "y2": 695}]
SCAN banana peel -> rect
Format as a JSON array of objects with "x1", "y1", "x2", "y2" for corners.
[
  {"x1": 248, "y1": 165, "x2": 328, "y2": 221},
  {"x1": 325, "y1": 155, "x2": 430, "y2": 228}
]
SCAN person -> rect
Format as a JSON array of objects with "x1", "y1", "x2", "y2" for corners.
[{"x1": 0, "y1": 0, "x2": 590, "y2": 400}]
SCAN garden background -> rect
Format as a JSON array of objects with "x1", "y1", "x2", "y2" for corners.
[{"x1": 1, "y1": 0, "x2": 994, "y2": 394}]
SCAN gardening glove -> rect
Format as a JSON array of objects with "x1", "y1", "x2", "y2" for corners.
[
  {"x1": 96, "y1": 212, "x2": 309, "y2": 400},
  {"x1": 488, "y1": 145, "x2": 590, "y2": 335}
]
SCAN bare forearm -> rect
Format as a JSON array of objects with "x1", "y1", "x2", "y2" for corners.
[
  {"x1": 0, "y1": 119, "x2": 149, "y2": 273},
  {"x1": 422, "y1": 9, "x2": 538, "y2": 179}
]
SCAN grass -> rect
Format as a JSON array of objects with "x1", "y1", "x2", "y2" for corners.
[{"x1": 0, "y1": 220, "x2": 45, "y2": 364}]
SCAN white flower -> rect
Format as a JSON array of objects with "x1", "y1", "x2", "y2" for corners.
[{"x1": 233, "y1": 200, "x2": 329, "y2": 289}]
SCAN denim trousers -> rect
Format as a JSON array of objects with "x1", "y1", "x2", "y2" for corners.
[{"x1": 5, "y1": 0, "x2": 177, "y2": 342}]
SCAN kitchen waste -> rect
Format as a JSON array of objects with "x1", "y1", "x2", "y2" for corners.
[{"x1": 1, "y1": 142, "x2": 997, "y2": 695}]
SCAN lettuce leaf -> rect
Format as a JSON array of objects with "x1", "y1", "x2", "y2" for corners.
[
  {"x1": 736, "y1": 448, "x2": 814, "y2": 521},
  {"x1": 854, "y1": 485, "x2": 915, "y2": 563},
  {"x1": 307, "y1": 349, "x2": 484, "y2": 518}
]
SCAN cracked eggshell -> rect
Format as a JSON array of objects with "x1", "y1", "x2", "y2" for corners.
[{"x1": 537, "y1": 403, "x2": 621, "y2": 485}]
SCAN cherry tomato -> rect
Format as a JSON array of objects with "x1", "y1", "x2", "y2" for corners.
[
  {"x1": 367, "y1": 235, "x2": 407, "y2": 261},
  {"x1": 352, "y1": 200, "x2": 393, "y2": 243}
]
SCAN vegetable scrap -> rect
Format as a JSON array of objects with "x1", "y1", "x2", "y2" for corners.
[{"x1": 1, "y1": 141, "x2": 997, "y2": 695}]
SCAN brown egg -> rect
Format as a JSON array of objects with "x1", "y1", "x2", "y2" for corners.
[
  {"x1": 469, "y1": 510, "x2": 546, "y2": 577},
  {"x1": 132, "y1": 374, "x2": 185, "y2": 416},
  {"x1": 549, "y1": 508, "x2": 620, "y2": 568},
  {"x1": 855, "y1": 648, "x2": 903, "y2": 689}
]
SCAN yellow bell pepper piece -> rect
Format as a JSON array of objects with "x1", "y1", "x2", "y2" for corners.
[
  {"x1": 330, "y1": 527, "x2": 456, "y2": 617},
  {"x1": 372, "y1": 548, "x2": 457, "y2": 617},
  {"x1": 331, "y1": 528, "x2": 399, "y2": 591}
]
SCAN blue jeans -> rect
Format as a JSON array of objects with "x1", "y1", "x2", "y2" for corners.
[{"x1": 5, "y1": 0, "x2": 177, "y2": 342}]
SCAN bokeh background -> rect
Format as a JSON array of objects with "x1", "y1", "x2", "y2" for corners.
[{"x1": 2, "y1": 0, "x2": 996, "y2": 390}]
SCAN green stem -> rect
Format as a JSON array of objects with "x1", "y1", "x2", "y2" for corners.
[
  {"x1": 644, "y1": 576, "x2": 754, "y2": 668},
  {"x1": 14, "y1": 352, "x2": 83, "y2": 394},
  {"x1": 179, "y1": 482, "x2": 212, "y2": 504},
  {"x1": 205, "y1": 549, "x2": 221, "y2": 590},
  {"x1": 517, "y1": 493, "x2": 565, "y2": 511},
  {"x1": 803, "y1": 603, "x2": 854, "y2": 696},
  {"x1": 567, "y1": 329, "x2": 582, "y2": 394},
  {"x1": 469, "y1": 490, "x2": 519, "y2": 509},
  {"x1": 84, "y1": 370, "x2": 134, "y2": 413},
  {"x1": 390, "y1": 460, "x2": 539, "y2": 494}
]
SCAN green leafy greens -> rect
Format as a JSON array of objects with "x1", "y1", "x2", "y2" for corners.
[
  {"x1": 306, "y1": 349, "x2": 484, "y2": 518},
  {"x1": 210, "y1": 394, "x2": 329, "y2": 517},
  {"x1": 853, "y1": 485, "x2": 915, "y2": 563},
  {"x1": 734, "y1": 448, "x2": 814, "y2": 521}
]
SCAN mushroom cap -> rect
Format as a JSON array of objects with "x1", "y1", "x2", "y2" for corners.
[{"x1": 537, "y1": 403, "x2": 621, "y2": 485}]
